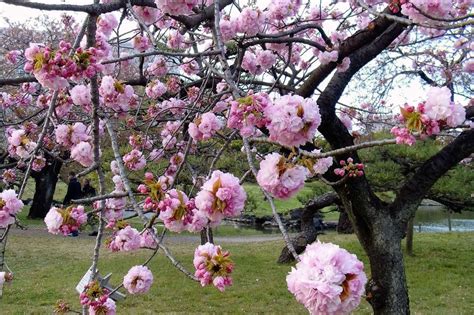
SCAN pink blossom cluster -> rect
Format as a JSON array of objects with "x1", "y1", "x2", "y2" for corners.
[
  {"x1": 133, "y1": 6, "x2": 162, "y2": 25},
  {"x1": 80, "y1": 280, "x2": 116, "y2": 315},
  {"x1": 318, "y1": 50, "x2": 339, "y2": 65},
  {"x1": 139, "y1": 172, "x2": 173, "y2": 212},
  {"x1": 129, "y1": 134, "x2": 153, "y2": 151},
  {"x1": 123, "y1": 149, "x2": 146, "y2": 171},
  {"x1": 392, "y1": 87, "x2": 466, "y2": 145},
  {"x1": 181, "y1": 58, "x2": 200, "y2": 75},
  {"x1": 242, "y1": 50, "x2": 277, "y2": 75},
  {"x1": 5, "y1": 50, "x2": 21, "y2": 64},
  {"x1": 147, "y1": 57, "x2": 168, "y2": 77},
  {"x1": 165, "y1": 152, "x2": 185, "y2": 177},
  {"x1": 189, "y1": 112, "x2": 223, "y2": 141},
  {"x1": 55, "y1": 123, "x2": 91, "y2": 148},
  {"x1": 257, "y1": 153, "x2": 308, "y2": 199},
  {"x1": 267, "y1": 0, "x2": 302, "y2": 20},
  {"x1": 158, "y1": 189, "x2": 202, "y2": 232},
  {"x1": 167, "y1": 30, "x2": 189, "y2": 50},
  {"x1": 24, "y1": 42, "x2": 102, "y2": 90},
  {"x1": 44, "y1": 205, "x2": 87, "y2": 235},
  {"x1": 70, "y1": 85, "x2": 92, "y2": 108},
  {"x1": 99, "y1": 76, "x2": 137, "y2": 113},
  {"x1": 227, "y1": 92, "x2": 271, "y2": 137},
  {"x1": 193, "y1": 242, "x2": 234, "y2": 292},
  {"x1": 107, "y1": 225, "x2": 141, "y2": 252},
  {"x1": 7, "y1": 128, "x2": 37, "y2": 159},
  {"x1": 2, "y1": 169, "x2": 16, "y2": 185},
  {"x1": 236, "y1": 8, "x2": 266, "y2": 36},
  {"x1": 140, "y1": 228, "x2": 158, "y2": 248},
  {"x1": 195, "y1": 171, "x2": 246, "y2": 225},
  {"x1": 265, "y1": 95, "x2": 321, "y2": 147},
  {"x1": 310, "y1": 150, "x2": 334, "y2": 175},
  {"x1": 97, "y1": 13, "x2": 118, "y2": 37},
  {"x1": 391, "y1": 126, "x2": 416, "y2": 146},
  {"x1": 133, "y1": 35, "x2": 151, "y2": 52},
  {"x1": 0, "y1": 189, "x2": 24, "y2": 228},
  {"x1": 424, "y1": 86, "x2": 465, "y2": 127},
  {"x1": 71, "y1": 141, "x2": 95, "y2": 167},
  {"x1": 160, "y1": 98, "x2": 186, "y2": 117},
  {"x1": 123, "y1": 265, "x2": 154, "y2": 294},
  {"x1": 287, "y1": 241, "x2": 367, "y2": 315},
  {"x1": 160, "y1": 121, "x2": 180, "y2": 150},
  {"x1": 31, "y1": 155, "x2": 46, "y2": 172},
  {"x1": 154, "y1": 0, "x2": 199, "y2": 16},
  {"x1": 145, "y1": 80, "x2": 167, "y2": 99},
  {"x1": 401, "y1": 0, "x2": 452, "y2": 24},
  {"x1": 166, "y1": 76, "x2": 182, "y2": 95},
  {"x1": 334, "y1": 158, "x2": 364, "y2": 177}
]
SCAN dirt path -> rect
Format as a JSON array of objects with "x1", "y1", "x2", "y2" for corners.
[{"x1": 9, "y1": 226, "x2": 287, "y2": 244}]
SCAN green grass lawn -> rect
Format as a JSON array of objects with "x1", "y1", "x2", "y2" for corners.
[{"x1": 1, "y1": 231, "x2": 473, "y2": 314}]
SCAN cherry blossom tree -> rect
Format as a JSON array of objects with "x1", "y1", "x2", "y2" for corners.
[{"x1": 0, "y1": 0, "x2": 473, "y2": 314}]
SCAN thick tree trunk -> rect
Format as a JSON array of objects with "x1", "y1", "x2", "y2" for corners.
[
  {"x1": 28, "y1": 157, "x2": 62, "y2": 219},
  {"x1": 366, "y1": 234, "x2": 410, "y2": 315}
]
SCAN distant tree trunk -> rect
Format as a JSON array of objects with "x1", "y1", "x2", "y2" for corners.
[
  {"x1": 278, "y1": 192, "x2": 339, "y2": 263},
  {"x1": 28, "y1": 156, "x2": 62, "y2": 219},
  {"x1": 336, "y1": 205, "x2": 354, "y2": 234}
]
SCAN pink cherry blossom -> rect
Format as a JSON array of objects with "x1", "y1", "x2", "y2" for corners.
[
  {"x1": 219, "y1": 17, "x2": 237, "y2": 41},
  {"x1": 71, "y1": 141, "x2": 94, "y2": 167},
  {"x1": 70, "y1": 85, "x2": 92, "y2": 107},
  {"x1": 89, "y1": 298, "x2": 116, "y2": 315},
  {"x1": 97, "y1": 13, "x2": 118, "y2": 38},
  {"x1": 154, "y1": 0, "x2": 199, "y2": 16},
  {"x1": 265, "y1": 95, "x2": 321, "y2": 147},
  {"x1": 147, "y1": 57, "x2": 168, "y2": 77},
  {"x1": 158, "y1": 189, "x2": 196, "y2": 232},
  {"x1": 391, "y1": 127, "x2": 416, "y2": 146},
  {"x1": 5, "y1": 50, "x2": 21, "y2": 64},
  {"x1": 140, "y1": 228, "x2": 158, "y2": 248},
  {"x1": 7, "y1": 128, "x2": 37, "y2": 159},
  {"x1": 123, "y1": 265, "x2": 154, "y2": 294},
  {"x1": 0, "y1": 189, "x2": 24, "y2": 228},
  {"x1": 32, "y1": 155, "x2": 46, "y2": 172},
  {"x1": 133, "y1": 6, "x2": 162, "y2": 25},
  {"x1": 145, "y1": 80, "x2": 167, "y2": 99},
  {"x1": 337, "y1": 57, "x2": 351, "y2": 72},
  {"x1": 181, "y1": 58, "x2": 200, "y2": 75},
  {"x1": 44, "y1": 205, "x2": 87, "y2": 235},
  {"x1": 227, "y1": 92, "x2": 271, "y2": 137},
  {"x1": 319, "y1": 50, "x2": 339, "y2": 65},
  {"x1": 287, "y1": 241, "x2": 367, "y2": 315},
  {"x1": 2, "y1": 169, "x2": 16, "y2": 185},
  {"x1": 267, "y1": 0, "x2": 302, "y2": 20},
  {"x1": 195, "y1": 171, "x2": 247, "y2": 225},
  {"x1": 133, "y1": 35, "x2": 151, "y2": 52},
  {"x1": 237, "y1": 8, "x2": 265, "y2": 36},
  {"x1": 189, "y1": 112, "x2": 222, "y2": 141},
  {"x1": 193, "y1": 242, "x2": 234, "y2": 291},
  {"x1": 123, "y1": 149, "x2": 146, "y2": 171},
  {"x1": 256, "y1": 153, "x2": 308, "y2": 199},
  {"x1": 108, "y1": 226, "x2": 141, "y2": 252}
]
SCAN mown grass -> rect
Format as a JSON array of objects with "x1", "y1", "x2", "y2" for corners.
[{"x1": 1, "y1": 231, "x2": 473, "y2": 314}]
